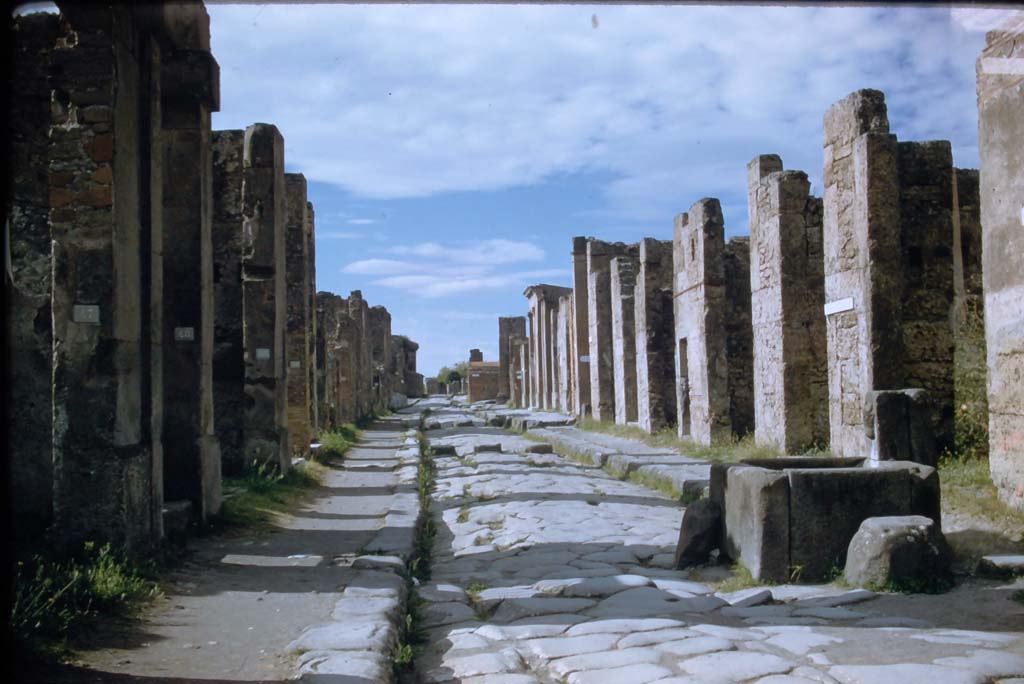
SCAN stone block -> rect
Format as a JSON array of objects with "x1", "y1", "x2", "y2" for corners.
[
  {"x1": 674, "y1": 499, "x2": 722, "y2": 569},
  {"x1": 864, "y1": 388, "x2": 938, "y2": 466},
  {"x1": 610, "y1": 256, "x2": 638, "y2": 424},
  {"x1": 844, "y1": 516, "x2": 951, "y2": 589}
]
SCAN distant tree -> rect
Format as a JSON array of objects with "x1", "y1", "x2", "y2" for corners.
[{"x1": 436, "y1": 361, "x2": 468, "y2": 383}]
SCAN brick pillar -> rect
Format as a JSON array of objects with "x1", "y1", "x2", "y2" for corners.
[
  {"x1": 672, "y1": 200, "x2": 731, "y2": 445},
  {"x1": 634, "y1": 238, "x2": 676, "y2": 434},
  {"x1": 748, "y1": 156, "x2": 828, "y2": 453},
  {"x1": 241, "y1": 123, "x2": 289, "y2": 472},
  {"x1": 284, "y1": 173, "x2": 311, "y2": 455},
  {"x1": 212, "y1": 129, "x2": 245, "y2": 475},
  {"x1": 161, "y1": 43, "x2": 221, "y2": 519},
  {"x1": 49, "y1": 8, "x2": 164, "y2": 548},
  {"x1": 978, "y1": 20, "x2": 1024, "y2": 510},
  {"x1": 611, "y1": 256, "x2": 638, "y2": 424}
]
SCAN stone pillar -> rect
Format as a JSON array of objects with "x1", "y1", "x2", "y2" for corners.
[
  {"x1": 747, "y1": 156, "x2": 829, "y2": 453},
  {"x1": 241, "y1": 123, "x2": 289, "y2": 472},
  {"x1": 823, "y1": 89, "x2": 957, "y2": 460},
  {"x1": 557, "y1": 294, "x2": 575, "y2": 413},
  {"x1": 498, "y1": 316, "x2": 527, "y2": 404},
  {"x1": 978, "y1": 19, "x2": 1024, "y2": 511},
  {"x1": 571, "y1": 237, "x2": 591, "y2": 415},
  {"x1": 315, "y1": 291, "x2": 340, "y2": 430},
  {"x1": 587, "y1": 239, "x2": 638, "y2": 422},
  {"x1": 369, "y1": 306, "x2": 392, "y2": 413},
  {"x1": 8, "y1": 13, "x2": 60, "y2": 542},
  {"x1": 348, "y1": 291, "x2": 371, "y2": 419},
  {"x1": 611, "y1": 256, "x2": 639, "y2": 424},
  {"x1": 48, "y1": 6, "x2": 165, "y2": 549},
  {"x1": 284, "y1": 174, "x2": 311, "y2": 456},
  {"x1": 672, "y1": 200, "x2": 731, "y2": 445},
  {"x1": 725, "y1": 238, "x2": 755, "y2": 438},
  {"x1": 525, "y1": 284, "x2": 572, "y2": 410},
  {"x1": 634, "y1": 238, "x2": 677, "y2": 434},
  {"x1": 822, "y1": 90, "x2": 901, "y2": 458},
  {"x1": 160, "y1": 40, "x2": 222, "y2": 520},
  {"x1": 306, "y1": 201, "x2": 318, "y2": 436},
  {"x1": 212, "y1": 129, "x2": 245, "y2": 475}
]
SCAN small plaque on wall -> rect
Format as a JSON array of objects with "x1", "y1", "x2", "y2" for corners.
[
  {"x1": 174, "y1": 327, "x2": 195, "y2": 342},
  {"x1": 72, "y1": 304, "x2": 100, "y2": 324},
  {"x1": 289, "y1": 360, "x2": 301, "y2": 369},
  {"x1": 255, "y1": 348, "x2": 271, "y2": 361}
]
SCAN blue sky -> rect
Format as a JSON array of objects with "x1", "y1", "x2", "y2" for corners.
[{"x1": 202, "y1": 3, "x2": 1013, "y2": 376}]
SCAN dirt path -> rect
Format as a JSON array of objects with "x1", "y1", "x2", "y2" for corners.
[{"x1": 17, "y1": 418, "x2": 414, "y2": 684}]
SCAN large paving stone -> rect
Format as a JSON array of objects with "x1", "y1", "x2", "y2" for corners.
[
  {"x1": 521, "y1": 633, "x2": 620, "y2": 659},
  {"x1": 548, "y1": 646, "x2": 663, "y2": 677},
  {"x1": 566, "y1": 663, "x2": 675, "y2": 684},
  {"x1": 829, "y1": 663, "x2": 989, "y2": 684},
  {"x1": 679, "y1": 651, "x2": 796, "y2": 680},
  {"x1": 655, "y1": 636, "x2": 736, "y2": 658}
]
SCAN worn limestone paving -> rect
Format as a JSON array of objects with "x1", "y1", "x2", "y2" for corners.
[
  {"x1": 414, "y1": 397, "x2": 1024, "y2": 684},
  {"x1": 35, "y1": 412, "x2": 422, "y2": 684}
]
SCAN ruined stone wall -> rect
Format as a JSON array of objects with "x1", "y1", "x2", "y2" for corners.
[
  {"x1": 611, "y1": 256, "x2": 638, "y2": 425},
  {"x1": 571, "y1": 237, "x2": 592, "y2": 415},
  {"x1": 315, "y1": 292, "x2": 334, "y2": 430},
  {"x1": 954, "y1": 169, "x2": 984, "y2": 300},
  {"x1": 587, "y1": 239, "x2": 638, "y2": 422},
  {"x1": 48, "y1": 6, "x2": 165, "y2": 549},
  {"x1": 8, "y1": 13, "x2": 60, "y2": 542},
  {"x1": 634, "y1": 239, "x2": 676, "y2": 434},
  {"x1": 468, "y1": 362, "x2": 500, "y2": 402},
  {"x1": 348, "y1": 291, "x2": 372, "y2": 419},
  {"x1": 212, "y1": 129, "x2": 246, "y2": 475},
  {"x1": 748, "y1": 157, "x2": 829, "y2": 453},
  {"x1": 161, "y1": 35, "x2": 221, "y2": 519},
  {"x1": 498, "y1": 316, "x2": 526, "y2": 404},
  {"x1": 241, "y1": 124, "x2": 289, "y2": 471},
  {"x1": 673, "y1": 201, "x2": 731, "y2": 445},
  {"x1": 284, "y1": 174, "x2": 311, "y2": 455},
  {"x1": 337, "y1": 297, "x2": 359, "y2": 425},
  {"x1": 978, "y1": 22, "x2": 1024, "y2": 510}
]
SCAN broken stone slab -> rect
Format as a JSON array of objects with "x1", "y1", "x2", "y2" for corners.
[
  {"x1": 288, "y1": 621, "x2": 397, "y2": 653},
  {"x1": 351, "y1": 554, "x2": 406, "y2": 572},
  {"x1": 674, "y1": 499, "x2": 722, "y2": 569},
  {"x1": 864, "y1": 388, "x2": 939, "y2": 467},
  {"x1": 473, "y1": 443, "x2": 503, "y2": 454},
  {"x1": 844, "y1": 515, "x2": 952, "y2": 590},
  {"x1": 295, "y1": 650, "x2": 391, "y2": 682},
  {"x1": 716, "y1": 587, "x2": 773, "y2": 607},
  {"x1": 976, "y1": 554, "x2": 1024, "y2": 578}
]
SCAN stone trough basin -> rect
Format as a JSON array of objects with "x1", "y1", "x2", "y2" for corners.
[{"x1": 710, "y1": 457, "x2": 940, "y2": 583}]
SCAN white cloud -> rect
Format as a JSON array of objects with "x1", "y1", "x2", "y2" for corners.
[
  {"x1": 347, "y1": 218, "x2": 378, "y2": 225},
  {"x1": 319, "y1": 230, "x2": 364, "y2": 240},
  {"x1": 209, "y1": 4, "x2": 995, "y2": 223},
  {"x1": 339, "y1": 238, "x2": 564, "y2": 298}
]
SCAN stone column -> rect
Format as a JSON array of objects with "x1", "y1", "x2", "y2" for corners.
[
  {"x1": 672, "y1": 200, "x2": 731, "y2": 445},
  {"x1": 611, "y1": 256, "x2": 639, "y2": 424},
  {"x1": 978, "y1": 19, "x2": 1024, "y2": 510},
  {"x1": 348, "y1": 291, "x2": 371, "y2": 419},
  {"x1": 315, "y1": 291, "x2": 334, "y2": 431},
  {"x1": 241, "y1": 123, "x2": 289, "y2": 472},
  {"x1": 822, "y1": 90, "x2": 901, "y2": 458},
  {"x1": 212, "y1": 129, "x2": 246, "y2": 475},
  {"x1": 160, "y1": 43, "x2": 222, "y2": 520},
  {"x1": 498, "y1": 316, "x2": 526, "y2": 404},
  {"x1": 546, "y1": 299, "x2": 559, "y2": 409},
  {"x1": 747, "y1": 156, "x2": 829, "y2": 453},
  {"x1": 9, "y1": 13, "x2": 60, "y2": 542},
  {"x1": 510, "y1": 335, "x2": 529, "y2": 408},
  {"x1": 526, "y1": 284, "x2": 572, "y2": 410},
  {"x1": 634, "y1": 238, "x2": 677, "y2": 434},
  {"x1": 571, "y1": 237, "x2": 591, "y2": 415},
  {"x1": 285, "y1": 174, "x2": 311, "y2": 456},
  {"x1": 48, "y1": 7, "x2": 164, "y2": 549}
]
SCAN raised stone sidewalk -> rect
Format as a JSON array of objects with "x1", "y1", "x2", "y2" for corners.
[{"x1": 414, "y1": 399, "x2": 1024, "y2": 684}]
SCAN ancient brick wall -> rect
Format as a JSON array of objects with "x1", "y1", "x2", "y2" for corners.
[
  {"x1": 978, "y1": 22, "x2": 1024, "y2": 510},
  {"x1": 8, "y1": 13, "x2": 60, "y2": 543},
  {"x1": 468, "y1": 361, "x2": 500, "y2": 402}
]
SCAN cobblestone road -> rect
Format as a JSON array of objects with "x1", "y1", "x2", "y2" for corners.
[{"x1": 415, "y1": 400, "x2": 1024, "y2": 684}]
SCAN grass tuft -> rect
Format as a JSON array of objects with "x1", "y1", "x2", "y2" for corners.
[
  {"x1": 714, "y1": 562, "x2": 764, "y2": 593},
  {"x1": 217, "y1": 458, "x2": 326, "y2": 530}
]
